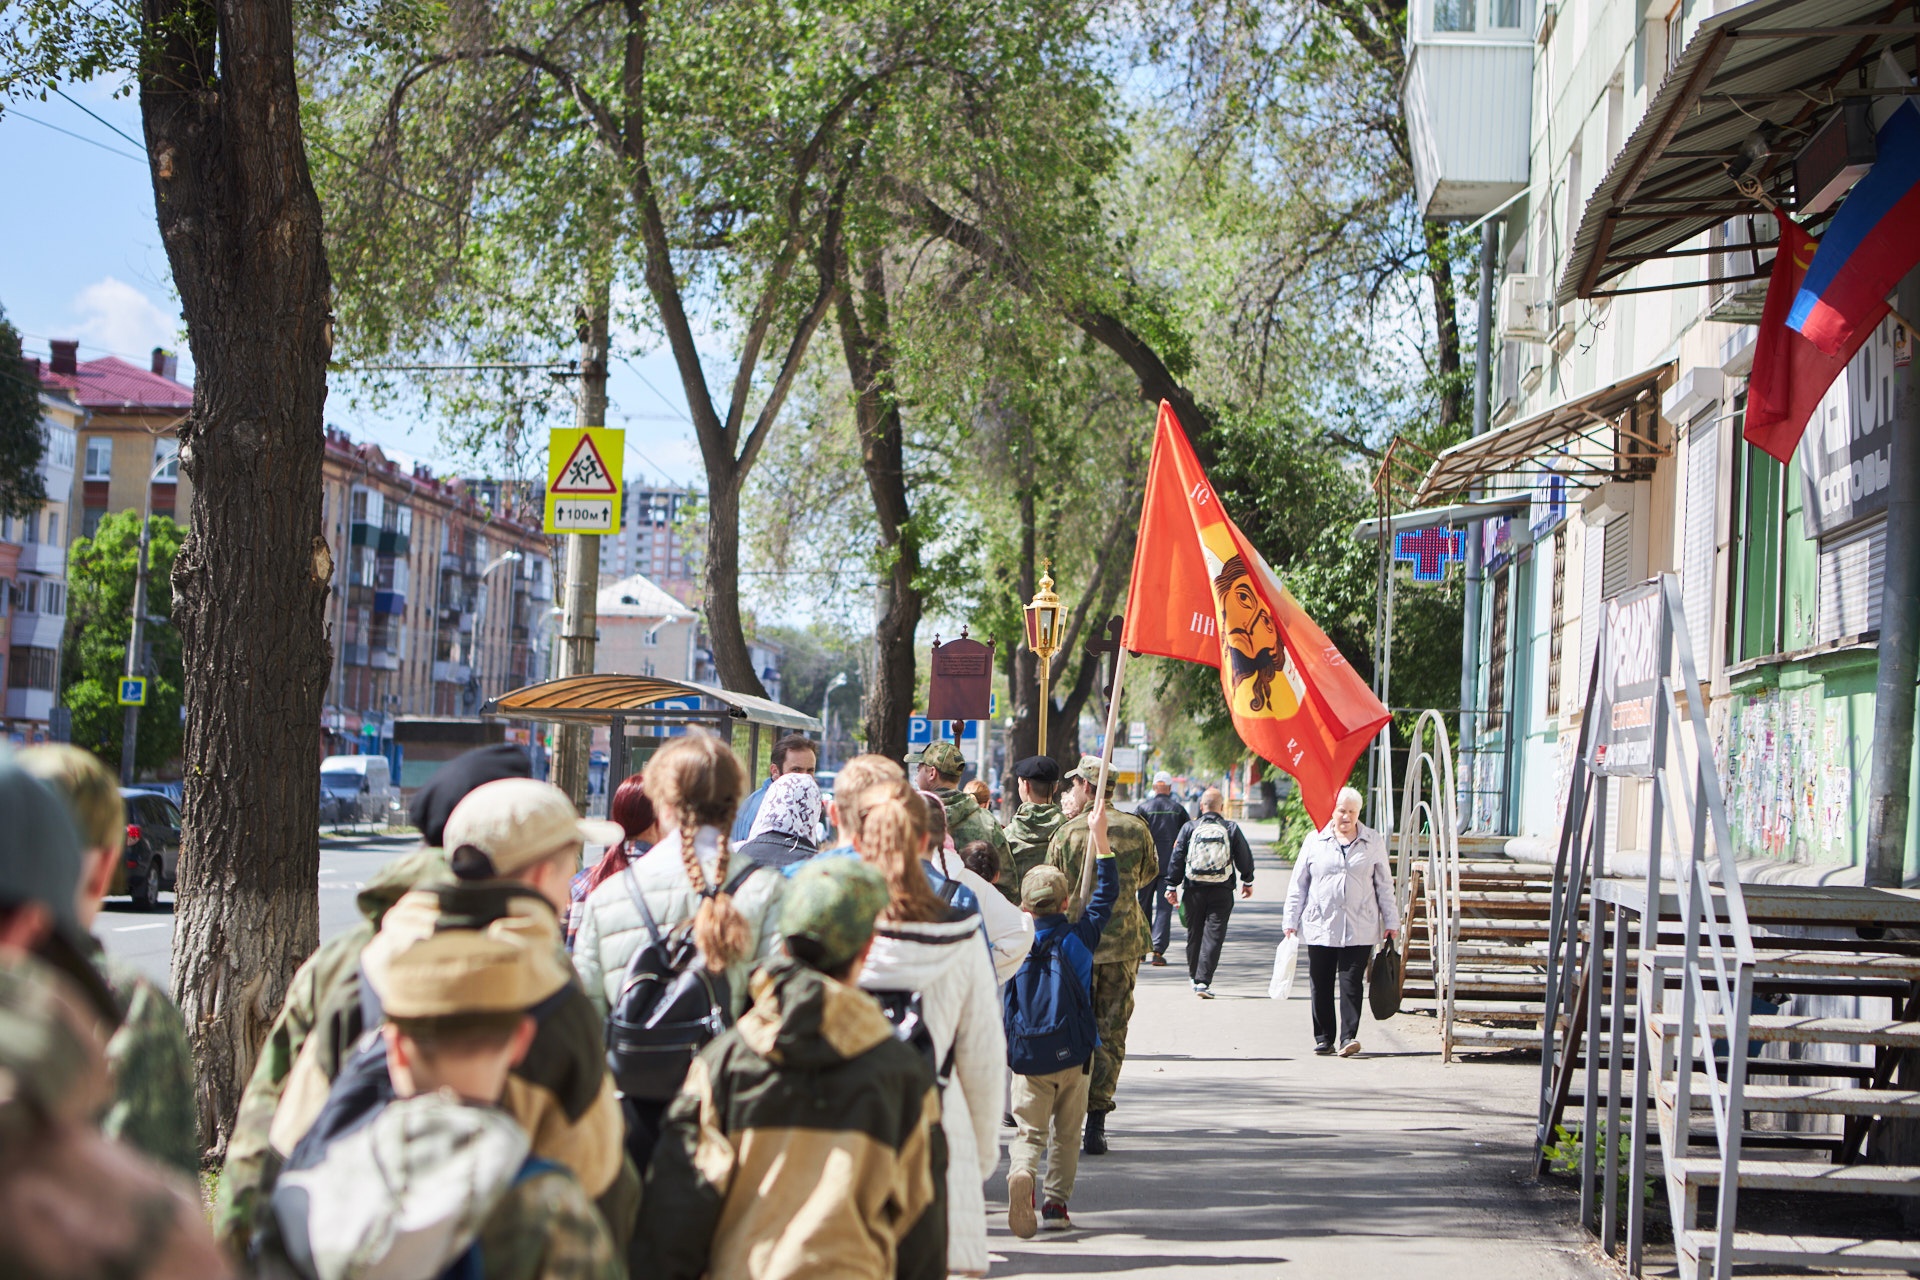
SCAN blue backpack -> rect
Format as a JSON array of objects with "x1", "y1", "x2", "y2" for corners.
[{"x1": 1003, "y1": 931, "x2": 1097, "y2": 1075}]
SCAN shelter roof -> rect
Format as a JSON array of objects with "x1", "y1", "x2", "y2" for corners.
[
  {"x1": 483, "y1": 673, "x2": 821, "y2": 732},
  {"x1": 1560, "y1": 0, "x2": 1920, "y2": 305}
]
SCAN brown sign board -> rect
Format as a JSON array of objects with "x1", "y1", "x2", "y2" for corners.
[{"x1": 927, "y1": 635, "x2": 994, "y2": 722}]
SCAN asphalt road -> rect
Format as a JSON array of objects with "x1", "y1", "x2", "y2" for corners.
[{"x1": 95, "y1": 833, "x2": 421, "y2": 990}]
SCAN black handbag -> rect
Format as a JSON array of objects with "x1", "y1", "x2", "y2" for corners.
[
  {"x1": 1367, "y1": 941, "x2": 1403, "y2": 1020},
  {"x1": 604, "y1": 862, "x2": 756, "y2": 1102}
]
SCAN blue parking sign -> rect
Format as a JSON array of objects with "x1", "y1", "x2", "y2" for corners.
[
  {"x1": 117, "y1": 677, "x2": 147, "y2": 706},
  {"x1": 909, "y1": 714, "x2": 978, "y2": 744}
]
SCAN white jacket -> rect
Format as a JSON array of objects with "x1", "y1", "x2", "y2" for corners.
[
  {"x1": 858, "y1": 913, "x2": 1006, "y2": 1277},
  {"x1": 573, "y1": 825, "x2": 786, "y2": 1021},
  {"x1": 1284, "y1": 821, "x2": 1399, "y2": 948},
  {"x1": 940, "y1": 857, "x2": 1033, "y2": 984}
]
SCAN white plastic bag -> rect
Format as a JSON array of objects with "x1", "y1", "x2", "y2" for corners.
[{"x1": 1269, "y1": 935, "x2": 1300, "y2": 1001}]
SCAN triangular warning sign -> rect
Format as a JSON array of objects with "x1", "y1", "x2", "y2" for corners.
[{"x1": 551, "y1": 433, "x2": 618, "y2": 495}]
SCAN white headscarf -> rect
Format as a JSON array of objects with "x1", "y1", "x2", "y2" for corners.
[{"x1": 747, "y1": 771, "x2": 822, "y2": 842}]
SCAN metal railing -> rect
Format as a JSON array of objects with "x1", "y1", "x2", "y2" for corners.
[{"x1": 1395, "y1": 710, "x2": 1464, "y2": 1060}]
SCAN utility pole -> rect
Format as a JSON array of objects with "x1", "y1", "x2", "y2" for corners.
[
  {"x1": 552, "y1": 275, "x2": 610, "y2": 811},
  {"x1": 1866, "y1": 270, "x2": 1920, "y2": 888},
  {"x1": 120, "y1": 500, "x2": 155, "y2": 785}
]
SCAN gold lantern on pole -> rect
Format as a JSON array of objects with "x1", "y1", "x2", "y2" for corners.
[{"x1": 1023, "y1": 562, "x2": 1064, "y2": 754}]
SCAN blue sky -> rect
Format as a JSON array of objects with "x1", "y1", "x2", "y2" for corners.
[{"x1": 0, "y1": 80, "x2": 705, "y2": 490}]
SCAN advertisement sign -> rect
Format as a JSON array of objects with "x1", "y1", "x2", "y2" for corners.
[
  {"x1": 544, "y1": 426, "x2": 624, "y2": 534},
  {"x1": 1798, "y1": 316, "x2": 1900, "y2": 538},
  {"x1": 1586, "y1": 582, "x2": 1662, "y2": 778}
]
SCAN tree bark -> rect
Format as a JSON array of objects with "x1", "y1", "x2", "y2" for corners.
[
  {"x1": 1424, "y1": 220, "x2": 1465, "y2": 433},
  {"x1": 1008, "y1": 406, "x2": 1042, "y2": 763},
  {"x1": 833, "y1": 252, "x2": 922, "y2": 760},
  {"x1": 142, "y1": 0, "x2": 333, "y2": 1158}
]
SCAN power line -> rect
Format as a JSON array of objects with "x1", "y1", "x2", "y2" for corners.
[
  {"x1": 614, "y1": 354, "x2": 693, "y2": 424},
  {"x1": 51, "y1": 85, "x2": 145, "y2": 151},
  {"x1": 6, "y1": 109, "x2": 146, "y2": 164}
]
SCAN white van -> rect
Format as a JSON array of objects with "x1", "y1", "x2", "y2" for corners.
[{"x1": 320, "y1": 754, "x2": 400, "y2": 827}]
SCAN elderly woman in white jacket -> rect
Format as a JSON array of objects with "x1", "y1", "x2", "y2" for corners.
[
  {"x1": 855, "y1": 778, "x2": 1005, "y2": 1277},
  {"x1": 1284, "y1": 786, "x2": 1398, "y2": 1058}
]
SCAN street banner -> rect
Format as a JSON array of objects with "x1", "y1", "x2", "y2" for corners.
[
  {"x1": 1121, "y1": 402, "x2": 1390, "y2": 827},
  {"x1": 1586, "y1": 581, "x2": 1662, "y2": 778},
  {"x1": 544, "y1": 426, "x2": 624, "y2": 534}
]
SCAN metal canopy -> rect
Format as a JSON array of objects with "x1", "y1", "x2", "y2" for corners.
[
  {"x1": 1559, "y1": 0, "x2": 1920, "y2": 305},
  {"x1": 482, "y1": 674, "x2": 823, "y2": 733},
  {"x1": 1352, "y1": 498, "x2": 1530, "y2": 543},
  {"x1": 1414, "y1": 363, "x2": 1674, "y2": 503}
]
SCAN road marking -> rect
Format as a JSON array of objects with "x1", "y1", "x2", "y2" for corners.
[{"x1": 114, "y1": 922, "x2": 172, "y2": 932}]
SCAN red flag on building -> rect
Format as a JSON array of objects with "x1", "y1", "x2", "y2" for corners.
[
  {"x1": 1745, "y1": 209, "x2": 1887, "y2": 463},
  {"x1": 1122, "y1": 403, "x2": 1390, "y2": 827}
]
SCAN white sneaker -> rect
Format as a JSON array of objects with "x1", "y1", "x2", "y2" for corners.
[
  {"x1": 1338, "y1": 1038, "x2": 1362, "y2": 1057},
  {"x1": 1195, "y1": 983, "x2": 1214, "y2": 999},
  {"x1": 1007, "y1": 1169, "x2": 1037, "y2": 1239}
]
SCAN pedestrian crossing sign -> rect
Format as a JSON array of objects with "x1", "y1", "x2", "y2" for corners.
[
  {"x1": 118, "y1": 676, "x2": 148, "y2": 706},
  {"x1": 544, "y1": 426, "x2": 625, "y2": 534}
]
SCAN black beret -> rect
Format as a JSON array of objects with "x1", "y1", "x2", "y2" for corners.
[
  {"x1": 1011, "y1": 755, "x2": 1061, "y2": 784},
  {"x1": 408, "y1": 743, "x2": 533, "y2": 846}
]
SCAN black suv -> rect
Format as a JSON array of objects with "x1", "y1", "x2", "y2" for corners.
[{"x1": 119, "y1": 789, "x2": 183, "y2": 911}]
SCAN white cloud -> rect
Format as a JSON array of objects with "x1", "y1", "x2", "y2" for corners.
[{"x1": 70, "y1": 276, "x2": 178, "y2": 361}]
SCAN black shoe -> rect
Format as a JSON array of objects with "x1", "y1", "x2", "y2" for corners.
[
  {"x1": 1041, "y1": 1200, "x2": 1073, "y2": 1231},
  {"x1": 1082, "y1": 1109, "x2": 1109, "y2": 1155},
  {"x1": 1314, "y1": 1041, "x2": 1335, "y2": 1055}
]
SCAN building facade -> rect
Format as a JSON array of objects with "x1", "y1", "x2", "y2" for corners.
[
  {"x1": 1, "y1": 390, "x2": 79, "y2": 741},
  {"x1": 1403, "y1": 0, "x2": 1917, "y2": 875},
  {"x1": 596, "y1": 572, "x2": 699, "y2": 682},
  {"x1": 605, "y1": 482, "x2": 702, "y2": 599}
]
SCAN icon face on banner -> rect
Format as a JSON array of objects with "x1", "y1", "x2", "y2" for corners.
[
  {"x1": 544, "y1": 427, "x2": 625, "y2": 534},
  {"x1": 118, "y1": 677, "x2": 148, "y2": 706}
]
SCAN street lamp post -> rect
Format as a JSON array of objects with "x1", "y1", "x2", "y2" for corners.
[
  {"x1": 1023, "y1": 563, "x2": 1064, "y2": 759},
  {"x1": 120, "y1": 453, "x2": 177, "y2": 785},
  {"x1": 470, "y1": 550, "x2": 523, "y2": 710},
  {"x1": 820, "y1": 671, "x2": 848, "y2": 767}
]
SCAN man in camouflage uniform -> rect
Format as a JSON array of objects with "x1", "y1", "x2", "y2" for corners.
[
  {"x1": 255, "y1": 905, "x2": 619, "y2": 1280},
  {"x1": 910, "y1": 741, "x2": 1010, "y2": 894},
  {"x1": 1045, "y1": 755, "x2": 1155, "y2": 1156},
  {"x1": 1001, "y1": 755, "x2": 1066, "y2": 903},
  {"x1": 20, "y1": 745, "x2": 197, "y2": 1175}
]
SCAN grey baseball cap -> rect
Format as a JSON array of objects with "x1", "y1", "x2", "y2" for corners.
[{"x1": 0, "y1": 762, "x2": 119, "y2": 1022}]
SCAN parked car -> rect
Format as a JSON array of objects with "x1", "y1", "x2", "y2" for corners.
[
  {"x1": 320, "y1": 754, "x2": 400, "y2": 827},
  {"x1": 118, "y1": 789, "x2": 183, "y2": 911}
]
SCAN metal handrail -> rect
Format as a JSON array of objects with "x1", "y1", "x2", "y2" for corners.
[{"x1": 1396, "y1": 711, "x2": 1463, "y2": 1059}]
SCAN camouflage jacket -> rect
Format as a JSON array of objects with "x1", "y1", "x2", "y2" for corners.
[
  {"x1": 1002, "y1": 803, "x2": 1065, "y2": 899},
  {"x1": 1046, "y1": 809, "x2": 1156, "y2": 966},
  {"x1": 100, "y1": 952, "x2": 198, "y2": 1176},
  {"x1": 935, "y1": 787, "x2": 1010, "y2": 879}
]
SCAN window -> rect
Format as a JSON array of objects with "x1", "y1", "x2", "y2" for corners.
[
  {"x1": 154, "y1": 439, "x2": 180, "y2": 481},
  {"x1": 1730, "y1": 426, "x2": 1786, "y2": 663},
  {"x1": 21, "y1": 509, "x2": 38, "y2": 544},
  {"x1": 1817, "y1": 519, "x2": 1885, "y2": 643},
  {"x1": 37, "y1": 582, "x2": 64, "y2": 616},
  {"x1": 83, "y1": 508, "x2": 105, "y2": 538},
  {"x1": 350, "y1": 487, "x2": 377, "y2": 525},
  {"x1": 1487, "y1": 566, "x2": 1511, "y2": 719},
  {"x1": 1491, "y1": 0, "x2": 1527, "y2": 28},
  {"x1": 1547, "y1": 532, "x2": 1566, "y2": 717},
  {"x1": 8, "y1": 647, "x2": 58, "y2": 691},
  {"x1": 84, "y1": 436, "x2": 112, "y2": 480},
  {"x1": 45, "y1": 510, "x2": 59, "y2": 546},
  {"x1": 1600, "y1": 514, "x2": 1634, "y2": 599},
  {"x1": 1681, "y1": 415, "x2": 1718, "y2": 666}
]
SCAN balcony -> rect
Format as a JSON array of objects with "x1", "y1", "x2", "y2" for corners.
[
  {"x1": 15, "y1": 542, "x2": 63, "y2": 576},
  {"x1": 441, "y1": 551, "x2": 476, "y2": 576},
  {"x1": 432, "y1": 660, "x2": 472, "y2": 685},
  {"x1": 350, "y1": 522, "x2": 411, "y2": 558},
  {"x1": 372, "y1": 590, "x2": 407, "y2": 616},
  {"x1": 1403, "y1": 0, "x2": 1532, "y2": 218},
  {"x1": 343, "y1": 641, "x2": 401, "y2": 670}
]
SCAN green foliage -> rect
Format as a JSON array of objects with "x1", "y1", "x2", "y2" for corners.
[
  {"x1": 62, "y1": 512, "x2": 186, "y2": 774},
  {"x1": 0, "y1": 307, "x2": 47, "y2": 519},
  {"x1": 1541, "y1": 1122, "x2": 1654, "y2": 1204}
]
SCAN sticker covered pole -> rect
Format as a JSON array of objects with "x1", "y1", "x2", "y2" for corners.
[{"x1": 554, "y1": 279, "x2": 610, "y2": 811}]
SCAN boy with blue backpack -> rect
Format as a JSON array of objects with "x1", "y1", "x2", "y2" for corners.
[{"x1": 1003, "y1": 806, "x2": 1119, "y2": 1238}]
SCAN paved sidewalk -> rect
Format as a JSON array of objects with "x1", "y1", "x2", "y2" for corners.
[{"x1": 983, "y1": 847, "x2": 1614, "y2": 1278}]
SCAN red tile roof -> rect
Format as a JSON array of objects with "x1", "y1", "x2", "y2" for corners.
[{"x1": 37, "y1": 355, "x2": 193, "y2": 412}]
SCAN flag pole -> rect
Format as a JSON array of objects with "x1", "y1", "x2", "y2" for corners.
[{"x1": 1071, "y1": 644, "x2": 1132, "y2": 918}]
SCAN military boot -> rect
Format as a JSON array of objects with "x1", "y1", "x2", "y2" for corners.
[{"x1": 1082, "y1": 1108, "x2": 1110, "y2": 1155}]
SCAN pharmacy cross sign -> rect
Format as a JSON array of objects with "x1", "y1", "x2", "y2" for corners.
[{"x1": 1394, "y1": 526, "x2": 1467, "y2": 582}]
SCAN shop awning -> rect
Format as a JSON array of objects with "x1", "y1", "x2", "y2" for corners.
[
  {"x1": 1414, "y1": 363, "x2": 1674, "y2": 503},
  {"x1": 1560, "y1": 0, "x2": 1920, "y2": 305},
  {"x1": 1352, "y1": 499, "x2": 1530, "y2": 543},
  {"x1": 482, "y1": 674, "x2": 822, "y2": 733}
]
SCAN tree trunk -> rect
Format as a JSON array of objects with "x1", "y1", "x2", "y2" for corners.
[
  {"x1": 1009, "y1": 408, "x2": 1042, "y2": 763},
  {"x1": 1424, "y1": 220, "x2": 1465, "y2": 433},
  {"x1": 700, "y1": 473, "x2": 766, "y2": 696},
  {"x1": 834, "y1": 254, "x2": 921, "y2": 760},
  {"x1": 142, "y1": 0, "x2": 333, "y2": 1160}
]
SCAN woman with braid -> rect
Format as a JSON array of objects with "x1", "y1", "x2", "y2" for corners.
[
  {"x1": 853, "y1": 779, "x2": 1006, "y2": 1278},
  {"x1": 573, "y1": 732, "x2": 787, "y2": 1167}
]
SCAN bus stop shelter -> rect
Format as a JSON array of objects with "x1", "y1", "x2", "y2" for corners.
[{"x1": 482, "y1": 674, "x2": 824, "y2": 793}]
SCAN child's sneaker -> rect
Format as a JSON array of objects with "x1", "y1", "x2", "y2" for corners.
[
  {"x1": 1041, "y1": 1201, "x2": 1073, "y2": 1232},
  {"x1": 1007, "y1": 1170, "x2": 1037, "y2": 1239}
]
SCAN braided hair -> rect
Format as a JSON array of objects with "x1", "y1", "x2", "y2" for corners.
[
  {"x1": 642, "y1": 731, "x2": 749, "y2": 972},
  {"x1": 858, "y1": 778, "x2": 946, "y2": 924}
]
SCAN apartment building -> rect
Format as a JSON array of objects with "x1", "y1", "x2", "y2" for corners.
[
  {"x1": 605, "y1": 482, "x2": 702, "y2": 599},
  {"x1": 1403, "y1": 0, "x2": 1917, "y2": 871},
  {"x1": 0, "y1": 389, "x2": 79, "y2": 742},
  {"x1": 33, "y1": 342, "x2": 195, "y2": 537}
]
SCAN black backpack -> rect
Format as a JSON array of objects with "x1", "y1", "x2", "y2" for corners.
[
  {"x1": 605, "y1": 861, "x2": 760, "y2": 1102},
  {"x1": 870, "y1": 989, "x2": 958, "y2": 1087}
]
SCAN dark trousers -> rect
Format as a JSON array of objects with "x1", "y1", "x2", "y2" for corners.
[
  {"x1": 1140, "y1": 876, "x2": 1174, "y2": 954},
  {"x1": 1183, "y1": 882, "x2": 1235, "y2": 985},
  {"x1": 1307, "y1": 943, "x2": 1371, "y2": 1047}
]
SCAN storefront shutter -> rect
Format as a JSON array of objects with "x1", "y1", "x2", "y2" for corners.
[
  {"x1": 1601, "y1": 512, "x2": 1634, "y2": 599},
  {"x1": 1579, "y1": 518, "x2": 1604, "y2": 705},
  {"x1": 1816, "y1": 518, "x2": 1885, "y2": 643}
]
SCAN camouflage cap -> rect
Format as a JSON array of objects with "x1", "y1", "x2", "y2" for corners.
[
  {"x1": 364, "y1": 888, "x2": 574, "y2": 1018},
  {"x1": 907, "y1": 741, "x2": 967, "y2": 779},
  {"x1": 1020, "y1": 864, "x2": 1072, "y2": 914},
  {"x1": 780, "y1": 857, "x2": 889, "y2": 972},
  {"x1": 0, "y1": 951, "x2": 113, "y2": 1139},
  {"x1": 1066, "y1": 754, "x2": 1118, "y2": 792}
]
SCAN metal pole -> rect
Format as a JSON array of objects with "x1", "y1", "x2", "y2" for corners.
[
  {"x1": 552, "y1": 279, "x2": 610, "y2": 812},
  {"x1": 1037, "y1": 652, "x2": 1051, "y2": 760},
  {"x1": 1867, "y1": 275, "x2": 1920, "y2": 887},
  {"x1": 119, "y1": 479, "x2": 156, "y2": 785},
  {"x1": 1460, "y1": 223, "x2": 1499, "y2": 821}
]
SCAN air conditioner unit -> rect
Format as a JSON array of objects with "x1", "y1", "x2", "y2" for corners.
[{"x1": 1500, "y1": 273, "x2": 1550, "y2": 342}]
